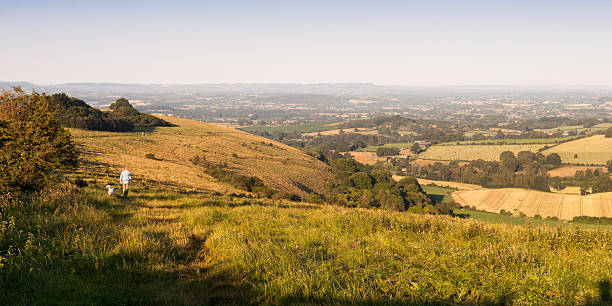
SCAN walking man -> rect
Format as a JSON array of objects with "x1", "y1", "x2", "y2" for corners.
[{"x1": 120, "y1": 167, "x2": 132, "y2": 197}]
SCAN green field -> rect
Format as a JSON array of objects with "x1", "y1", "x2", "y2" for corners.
[
  {"x1": 464, "y1": 130, "x2": 497, "y2": 138},
  {"x1": 3, "y1": 182, "x2": 612, "y2": 304},
  {"x1": 422, "y1": 184, "x2": 455, "y2": 203},
  {"x1": 356, "y1": 142, "x2": 416, "y2": 152},
  {"x1": 438, "y1": 136, "x2": 578, "y2": 146},
  {"x1": 240, "y1": 121, "x2": 339, "y2": 133},
  {"x1": 534, "y1": 123, "x2": 612, "y2": 134}
]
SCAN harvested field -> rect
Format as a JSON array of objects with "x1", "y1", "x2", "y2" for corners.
[
  {"x1": 543, "y1": 135, "x2": 612, "y2": 165},
  {"x1": 548, "y1": 166, "x2": 608, "y2": 177},
  {"x1": 419, "y1": 144, "x2": 547, "y2": 161},
  {"x1": 349, "y1": 151, "x2": 386, "y2": 165},
  {"x1": 452, "y1": 188, "x2": 612, "y2": 220}
]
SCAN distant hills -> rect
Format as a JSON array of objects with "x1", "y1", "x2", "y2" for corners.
[{"x1": 3, "y1": 81, "x2": 612, "y2": 96}]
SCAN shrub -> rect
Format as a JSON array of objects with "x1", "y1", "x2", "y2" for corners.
[
  {"x1": 145, "y1": 153, "x2": 163, "y2": 161},
  {"x1": 0, "y1": 88, "x2": 78, "y2": 192}
]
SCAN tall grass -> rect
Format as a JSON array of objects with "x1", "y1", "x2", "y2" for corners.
[{"x1": 2, "y1": 182, "x2": 611, "y2": 304}]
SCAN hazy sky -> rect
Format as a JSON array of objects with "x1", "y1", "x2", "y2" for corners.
[{"x1": 2, "y1": 0, "x2": 612, "y2": 86}]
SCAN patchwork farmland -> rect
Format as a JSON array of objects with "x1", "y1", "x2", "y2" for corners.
[{"x1": 452, "y1": 188, "x2": 612, "y2": 220}]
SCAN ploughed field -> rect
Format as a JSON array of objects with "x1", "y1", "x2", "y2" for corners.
[{"x1": 452, "y1": 188, "x2": 612, "y2": 220}]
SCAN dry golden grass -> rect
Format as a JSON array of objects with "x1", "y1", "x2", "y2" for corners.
[
  {"x1": 452, "y1": 188, "x2": 612, "y2": 220},
  {"x1": 349, "y1": 151, "x2": 386, "y2": 165},
  {"x1": 302, "y1": 128, "x2": 378, "y2": 137},
  {"x1": 548, "y1": 166, "x2": 608, "y2": 177},
  {"x1": 70, "y1": 116, "x2": 332, "y2": 197},
  {"x1": 419, "y1": 144, "x2": 548, "y2": 161},
  {"x1": 543, "y1": 135, "x2": 612, "y2": 165}
]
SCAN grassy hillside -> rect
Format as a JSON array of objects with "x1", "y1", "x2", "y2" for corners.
[
  {"x1": 70, "y1": 116, "x2": 331, "y2": 197},
  {"x1": 2, "y1": 183, "x2": 611, "y2": 304},
  {"x1": 543, "y1": 135, "x2": 612, "y2": 164}
]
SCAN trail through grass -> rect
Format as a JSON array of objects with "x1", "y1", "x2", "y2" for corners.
[{"x1": 2, "y1": 182, "x2": 612, "y2": 304}]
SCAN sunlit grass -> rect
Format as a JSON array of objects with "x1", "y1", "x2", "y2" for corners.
[{"x1": 2, "y1": 182, "x2": 611, "y2": 304}]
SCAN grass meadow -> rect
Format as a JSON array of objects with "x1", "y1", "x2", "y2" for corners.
[{"x1": 2, "y1": 179, "x2": 612, "y2": 304}]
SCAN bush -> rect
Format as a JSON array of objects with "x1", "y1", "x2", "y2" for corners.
[
  {"x1": 0, "y1": 88, "x2": 78, "y2": 192},
  {"x1": 376, "y1": 147, "x2": 400, "y2": 157},
  {"x1": 145, "y1": 153, "x2": 163, "y2": 161},
  {"x1": 605, "y1": 127, "x2": 612, "y2": 138}
]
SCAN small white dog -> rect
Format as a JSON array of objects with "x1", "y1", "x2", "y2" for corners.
[{"x1": 105, "y1": 185, "x2": 116, "y2": 196}]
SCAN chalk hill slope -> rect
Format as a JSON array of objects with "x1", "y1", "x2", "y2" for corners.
[{"x1": 70, "y1": 116, "x2": 332, "y2": 196}]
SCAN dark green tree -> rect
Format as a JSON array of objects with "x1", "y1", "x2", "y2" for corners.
[
  {"x1": 500, "y1": 151, "x2": 518, "y2": 171},
  {"x1": 605, "y1": 127, "x2": 612, "y2": 138},
  {"x1": 0, "y1": 88, "x2": 78, "y2": 192},
  {"x1": 545, "y1": 153, "x2": 562, "y2": 166}
]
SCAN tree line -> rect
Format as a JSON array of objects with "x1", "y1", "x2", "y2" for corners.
[
  {"x1": 326, "y1": 158, "x2": 454, "y2": 214},
  {"x1": 48, "y1": 94, "x2": 171, "y2": 132},
  {"x1": 398, "y1": 151, "x2": 563, "y2": 192}
]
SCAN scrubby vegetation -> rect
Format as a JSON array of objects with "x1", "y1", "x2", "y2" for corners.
[
  {"x1": 326, "y1": 158, "x2": 454, "y2": 214},
  {"x1": 189, "y1": 154, "x2": 296, "y2": 200},
  {"x1": 0, "y1": 89, "x2": 78, "y2": 192}
]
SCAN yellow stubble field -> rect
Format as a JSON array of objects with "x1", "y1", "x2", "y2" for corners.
[{"x1": 452, "y1": 188, "x2": 612, "y2": 220}]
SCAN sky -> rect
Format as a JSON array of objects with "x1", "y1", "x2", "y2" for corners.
[{"x1": 1, "y1": 0, "x2": 612, "y2": 86}]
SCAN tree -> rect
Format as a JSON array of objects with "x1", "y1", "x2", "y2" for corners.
[
  {"x1": 500, "y1": 151, "x2": 518, "y2": 171},
  {"x1": 517, "y1": 151, "x2": 535, "y2": 167},
  {"x1": 376, "y1": 147, "x2": 400, "y2": 157},
  {"x1": 592, "y1": 176, "x2": 612, "y2": 193},
  {"x1": 545, "y1": 153, "x2": 562, "y2": 166},
  {"x1": 605, "y1": 127, "x2": 612, "y2": 138},
  {"x1": 549, "y1": 177, "x2": 566, "y2": 191},
  {"x1": 349, "y1": 172, "x2": 373, "y2": 189},
  {"x1": 0, "y1": 88, "x2": 78, "y2": 192},
  {"x1": 410, "y1": 142, "x2": 421, "y2": 154}
]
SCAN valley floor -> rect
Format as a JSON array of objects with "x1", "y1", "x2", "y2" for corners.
[{"x1": 2, "y1": 182, "x2": 612, "y2": 304}]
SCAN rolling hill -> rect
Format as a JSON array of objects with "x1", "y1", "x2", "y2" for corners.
[{"x1": 70, "y1": 116, "x2": 332, "y2": 197}]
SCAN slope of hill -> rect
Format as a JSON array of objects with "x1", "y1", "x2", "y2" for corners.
[
  {"x1": 4, "y1": 184, "x2": 611, "y2": 304},
  {"x1": 543, "y1": 135, "x2": 612, "y2": 164},
  {"x1": 70, "y1": 116, "x2": 332, "y2": 197},
  {"x1": 452, "y1": 188, "x2": 612, "y2": 220}
]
